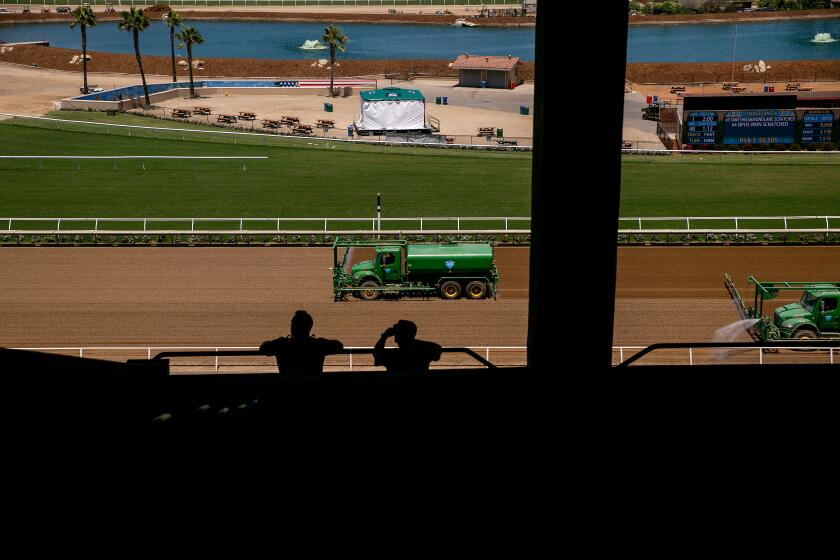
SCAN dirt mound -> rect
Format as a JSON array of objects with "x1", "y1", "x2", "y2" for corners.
[
  {"x1": 627, "y1": 60, "x2": 840, "y2": 84},
  {"x1": 0, "y1": 44, "x2": 535, "y2": 80}
]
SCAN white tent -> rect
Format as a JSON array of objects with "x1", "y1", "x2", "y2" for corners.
[{"x1": 355, "y1": 87, "x2": 426, "y2": 131}]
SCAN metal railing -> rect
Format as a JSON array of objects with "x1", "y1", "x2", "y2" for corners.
[
  {"x1": 11, "y1": 345, "x2": 528, "y2": 373},
  {"x1": 618, "y1": 216, "x2": 840, "y2": 231},
  {"x1": 613, "y1": 342, "x2": 839, "y2": 367},
  {"x1": 1, "y1": 113, "x2": 533, "y2": 151},
  {"x1": 1, "y1": 0, "x2": 524, "y2": 5},
  {"x1": 1, "y1": 216, "x2": 532, "y2": 233}
]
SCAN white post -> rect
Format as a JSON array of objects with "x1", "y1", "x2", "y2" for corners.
[
  {"x1": 240, "y1": 218, "x2": 243, "y2": 230},
  {"x1": 79, "y1": 348, "x2": 84, "y2": 358},
  {"x1": 349, "y1": 352, "x2": 353, "y2": 371},
  {"x1": 826, "y1": 216, "x2": 830, "y2": 231},
  {"x1": 215, "y1": 349, "x2": 219, "y2": 373},
  {"x1": 457, "y1": 218, "x2": 461, "y2": 231},
  {"x1": 325, "y1": 218, "x2": 328, "y2": 232},
  {"x1": 57, "y1": 218, "x2": 61, "y2": 231},
  {"x1": 144, "y1": 218, "x2": 147, "y2": 231},
  {"x1": 277, "y1": 218, "x2": 280, "y2": 231},
  {"x1": 759, "y1": 348, "x2": 763, "y2": 365},
  {"x1": 734, "y1": 218, "x2": 738, "y2": 230},
  {"x1": 95, "y1": 218, "x2": 99, "y2": 231},
  {"x1": 688, "y1": 347, "x2": 693, "y2": 366},
  {"x1": 7, "y1": 218, "x2": 11, "y2": 231},
  {"x1": 191, "y1": 218, "x2": 195, "y2": 231},
  {"x1": 784, "y1": 216, "x2": 788, "y2": 229},
  {"x1": 619, "y1": 348, "x2": 624, "y2": 363}
]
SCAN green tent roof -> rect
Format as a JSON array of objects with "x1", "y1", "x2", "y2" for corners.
[{"x1": 360, "y1": 87, "x2": 425, "y2": 102}]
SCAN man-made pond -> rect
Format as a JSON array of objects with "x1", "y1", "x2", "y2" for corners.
[
  {"x1": 0, "y1": 20, "x2": 536, "y2": 60},
  {"x1": 628, "y1": 19, "x2": 840, "y2": 62}
]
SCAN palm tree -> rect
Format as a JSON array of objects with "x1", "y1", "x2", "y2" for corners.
[
  {"x1": 322, "y1": 25, "x2": 348, "y2": 98},
  {"x1": 118, "y1": 7, "x2": 151, "y2": 107},
  {"x1": 176, "y1": 26, "x2": 205, "y2": 98},
  {"x1": 163, "y1": 9, "x2": 182, "y2": 83},
  {"x1": 69, "y1": 6, "x2": 96, "y2": 95}
]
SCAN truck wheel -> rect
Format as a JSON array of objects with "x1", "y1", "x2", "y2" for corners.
[
  {"x1": 792, "y1": 329, "x2": 818, "y2": 351},
  {"x1": 440, "y1": 281, "x2": 461, "y2": 299},
  {"x1": 465, "y1": 280, "x2": 486, "y2": 299},
  {"x1": 358, "y1": 280, "x2": 381, "y2": 301}
]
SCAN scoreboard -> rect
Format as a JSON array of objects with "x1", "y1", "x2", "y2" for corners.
[
  {"x1": 685, "y1": 112, "x2": 718, "y2": 145},
  {"x1": 722, "y1": 110, "x2": 796, "y2": 145},
  {"x1": 802, "y1": 110, "x2": 835, "y2": 144},
  {"x1": 682, "y1": 107, "x2": 839, "y2": 146}
]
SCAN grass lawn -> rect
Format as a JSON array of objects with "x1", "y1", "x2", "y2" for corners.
[
  {"x1": 621, "y1": 156, "x2": 840, "y2": 218},
  {"x1": 0, "y1": 117, "x2": 532, "y2": 219}
]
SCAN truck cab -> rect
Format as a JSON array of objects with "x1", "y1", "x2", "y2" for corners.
[
  {"x1": 774, "y1": 287, "x2": 840, "y2": 339},
  {"x1": 350, "y1": 245, "x2": 404, "y2": 287}
]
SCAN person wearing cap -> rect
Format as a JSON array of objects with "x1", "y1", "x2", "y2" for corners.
[{"x1": 373, "y1": 320, "x2": 442, "y2": 374}]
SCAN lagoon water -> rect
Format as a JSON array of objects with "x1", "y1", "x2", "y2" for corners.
[
  {"x1": 0, "y1": 20, "x2": 535, "y2": 60},
  {"x1": 628, "y1": 18, "x2": 840, "y2": 62}
]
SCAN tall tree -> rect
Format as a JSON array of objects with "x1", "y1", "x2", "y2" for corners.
[
  {"x1": 118, "y1": 7, "x2": 151, "y2": 107},
  {"x1": 164, "y1": 10, "x2": 183, "y2": 83},
  {"x1": 176, "y1": 26, "x2": 205, "y2": 98},
  {"x1": 322, "y1": 25, "x2": 348, "y2": 99},
  {"x1": 70, "y1": 6, "x2": 97, "y2": 95}
]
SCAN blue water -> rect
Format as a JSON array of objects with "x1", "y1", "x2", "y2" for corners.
[
  {"x1": 0, "y1": 20, "x2": 535, "y2": 60},
  {"x1": 628, "y1": 19, "x2": 840, "y2": 62},
  {"x1": 76, "y1": 80, "x2": 299, "y2": 100}
]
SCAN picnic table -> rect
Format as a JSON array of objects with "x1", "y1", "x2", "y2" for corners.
[
  {"x1": 280, "y1": 116, "x2": 301, "y2": 126},
  {"x1": 798, "y1": 86, "x2": 814, "y2": 92},
  {"x1": 722, "y1": 82, "x2": 739, "y2": 90},
  {"x1": 730, "y1": 86, "x2": 748, "y2": 93},
  {"x1": 316, "y1": 119, "x2": 335, "y2": 128},
  {"x1": 670, "y1": 86, "x2": 686, "y2": 93},
  {"x1": 238, "y1": 111, "x2": 256, "y2": 121},
  {"x1": 293, "y1": 124, "x2": 314, "y2": 135},
  {"x1": 171, "y1": 109, "x2": 192, "y2": 118},
  {"x1": 193, "y1": 106, "x2": 211, "y2": 115},
  {"x1": 477, "y1": 127, "x2": 495, "y2": 137},
  {"x1": 217, "y1": 114, "x2": 237, "y2": 123},
  {"x1": 262, "y1": 119, "x2": 281, "y2": 129},
  {"x1": 445, "y1": 137, "x2": 455, "y2": 144},
  {"x1": 786, "y1": 82, "x2": 801, "y2": 91},
  {"x1": 497, "y1": 139, "x2": 518, "y2": 146}
]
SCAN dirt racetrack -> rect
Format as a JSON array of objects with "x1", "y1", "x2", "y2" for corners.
[
  {"x1": 0, "y1": 246, "x2": 530, "y2": 353},
  {"x1": 2, "y1": 245, "x2": 837, "y2": 368},
  {"x1": 614, "y1": 246, "x2": 840, "y2": 366}
]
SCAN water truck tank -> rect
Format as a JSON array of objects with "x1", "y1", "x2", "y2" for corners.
[{"x1": 406, "y1": 244, "x2": 494, "y2": 276}]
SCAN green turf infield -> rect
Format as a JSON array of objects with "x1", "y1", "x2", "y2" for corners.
[
  {"x1": 620, "y1": 155, "x2": 840, "y2": 218},
  {"x1": 0, "y1": 116, "x2": 532, "y2": 219}
]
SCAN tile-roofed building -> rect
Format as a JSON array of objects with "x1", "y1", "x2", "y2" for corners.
[{"x1": 451, "y1": 54, "x2": 523, "y2": 89}]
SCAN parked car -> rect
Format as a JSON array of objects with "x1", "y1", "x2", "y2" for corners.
[
  {"x1": 56, "y1": 6, "x2": 72, "y2": 14},
  {"x1": 0, "y1": 8, "x2": 13, "y2": 14}
]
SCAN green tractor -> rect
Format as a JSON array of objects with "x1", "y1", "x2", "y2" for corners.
[
  {"x1": 724, "y1": 274, "x2": 840, "y2": 342},
  {"x1": 333, "y1": 239, "x2": 498, "y2": 301}
]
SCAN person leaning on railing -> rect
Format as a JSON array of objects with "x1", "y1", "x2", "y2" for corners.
[{"x1": 259, "y1": 310, "x2": 344, "y2": 375}]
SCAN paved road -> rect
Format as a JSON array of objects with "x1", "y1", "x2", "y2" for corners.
[
  {"x1": 623, "y1": 91, "x2": 662, "y2": 146},
  {"x1": 396, "y1": 78, "x2": 535, "y2": 114}
]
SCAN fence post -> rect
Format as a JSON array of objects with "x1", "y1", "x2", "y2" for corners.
[
  {"x1": 688, "y1": 347, "x2": 693, "y2": 366},
  {"x1": 759, "y1": 348, "x2": 763, "y2": 365},
  {"x1": 215, "y1": 349, "x2": 219, "y2": 373}
]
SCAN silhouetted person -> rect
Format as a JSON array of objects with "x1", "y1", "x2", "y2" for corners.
[
  {"x1": 374, "y1": 320, "x2": 442, "y2": 374},
  {"x1": 260, "y1": 310, "x2": 344, "y2": 375}
]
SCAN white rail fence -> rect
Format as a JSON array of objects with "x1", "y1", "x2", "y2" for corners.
[
  {"x1": 0, "y1": 113, "x2": 532, "y2": 151},
  {"x1": 619, "y1": 216, "x2": 840, "y2": 231},
  {"x1": 622, "y1": 148, "x2": 840, "y2": 163},
  {"x1": 613, "y1": 346, "x2": 837, "y2": 366},
  {"x1": 12, "y1": 346, "x2": 529, "y2": 373},
  {"x1": 0, "y1": 1, "x2": 521, "y2": 5},
  {"x1": 2, "y1": 216, "x2": 532, "y2": 233}
]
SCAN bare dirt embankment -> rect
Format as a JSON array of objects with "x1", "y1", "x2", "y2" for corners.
[
  {"x1": 0, "y1": 44, "x2": 535, "y2": 80},
  {"x1": 626, "y1": 60, "x2": 840, "y2": 84},
  {"x1": 629, "y1": 8, "x2": 840, "y2": 25},
  {"x1": 0, "y1": 10, "x2": 533, "y2": 27}
]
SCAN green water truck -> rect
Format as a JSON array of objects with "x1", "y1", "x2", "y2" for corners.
[
  {"x1": 724, "y1": 273, "x2": 840, "y2": 342},
  {"x1": 333, "y1": 239, "x2": 499, "y2": 301}
]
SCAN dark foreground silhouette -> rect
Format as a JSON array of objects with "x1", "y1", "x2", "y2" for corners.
[
  {"x1": 259, "y1": 310, "x2": 344, "y2": 375},
  {"x1": 373, "y1": 320, "x2": 442, "y2": 374}
]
